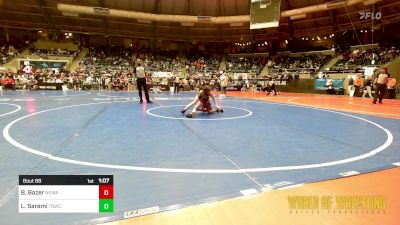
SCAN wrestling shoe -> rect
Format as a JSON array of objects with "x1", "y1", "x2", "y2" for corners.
[
  {"x1": 181, "y1": 109, "x2": 186, "y2": 114},
  {"x1": 216, "y1": 109, "x2": 224, "y2": 113},
  {"x1": 186, "y1": 113, "x2": 194, "y2": 118}
]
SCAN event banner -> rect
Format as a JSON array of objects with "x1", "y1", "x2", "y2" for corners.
[
  {"x1": 20, "y1": 60, "x2": 68, "y2": 69},
  {"x1": 314, "y1": 78, "x2": 344, "y2": 90}
]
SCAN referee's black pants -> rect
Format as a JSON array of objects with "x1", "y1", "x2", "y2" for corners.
[
  {"x1": 373, "y1": 84, "x2": 386, "y2": 103},
  {"x1": 136, "y1": 78, "x2": 150, "y2": 102}
]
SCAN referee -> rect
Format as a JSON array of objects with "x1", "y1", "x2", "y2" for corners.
[
  {"x1": 373, "y1": 67, "x2": 388, "y2": 104},
  {"x1": 135, "y1": 61, "x2": 152, "y2": 104}
]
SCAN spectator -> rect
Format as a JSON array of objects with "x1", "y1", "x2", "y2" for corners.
[
  {"x1": 348, "y1": 75, "x2": 355, "y2": 96},
  {"x1": 174, "y1": 76, "x2": 180, "y2": 93},
  {"x1": 325, "y1": 78, "x2": 334, "y2": 95},
  {"x1": 354, "y1": 75, "x2": 362, "y2": 97},
  {"x1": 362, "y1": 76, "x2": 373, "y2": 98},
  {"x1": 387, "y1": 76, "x2": 397, "y2": 99},
  {"x1": 1, "y1": 75, "x2": 16, "y2": 91},
  {"x1": 267, "y1": 78, "x2": 277, "y2": 96}
]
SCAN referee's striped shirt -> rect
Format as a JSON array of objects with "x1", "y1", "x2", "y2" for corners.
[{"x1": 136, "y1": 66, "x2": 145, "y2": 78}]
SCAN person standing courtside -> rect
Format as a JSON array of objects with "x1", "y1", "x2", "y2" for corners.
[
  {"x1": 348, "y1": 75, "x2": 355, "y2": 97},
  {"x1": 373, "y1": 67, "x2": 388, "y2": 104},
  {"x1": 362, "y1": 76, "x2": 373, "y2": 98},
  {"x1": 220, "y1": 71, "x2": 228, "y2": 96},
  {"x1": 387, "y1": 75, "x2": 397, "y2": 99},
  {"x1": 174, "y1": 75, "x2": 180, "y2": 93},
  {"x1": 354, "y1": 75, "x2": 362, "y2": 97},
  {"x1": 135, "y1": 61, "x2": 152, "y2": 104}
]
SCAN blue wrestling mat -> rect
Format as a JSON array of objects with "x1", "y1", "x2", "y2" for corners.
[{"x1": 0, "y1": 91, "x2": 399, "y2": 225}]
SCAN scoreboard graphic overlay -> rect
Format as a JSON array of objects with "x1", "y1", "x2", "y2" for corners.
[{"x1": 19, "y1": 175, "x2": 113, "y2": 213}]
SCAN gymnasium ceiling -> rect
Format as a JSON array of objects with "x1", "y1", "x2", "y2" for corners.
[{"x1": 0, "y1": 0, "x2": 400, "y2": 42}]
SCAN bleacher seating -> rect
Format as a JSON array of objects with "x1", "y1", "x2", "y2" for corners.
[
  {"x1": 333, "y1": 46, "x2": 400, "y2": 71},
  {"x1": 226, "y1": 56, "x2": 267, "y2": 74}
]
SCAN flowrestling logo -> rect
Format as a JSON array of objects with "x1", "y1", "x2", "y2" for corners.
[{"x1": 359, "y1": 11, "x2": 382, "y2": 20}]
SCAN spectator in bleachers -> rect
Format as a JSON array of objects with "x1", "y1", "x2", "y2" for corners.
[
  {"x1": 273, "y1": 54, "x2": 332, "y2": 72},
  {"x1": 226, "y1": 56, "x2": 265, "y2": 74},
  {"x1": 334, "y1": 46, "x2": 400, "y2": 72},
  {"x1": 0, "y1": 36, "x2": 30, "y2": 65}
]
